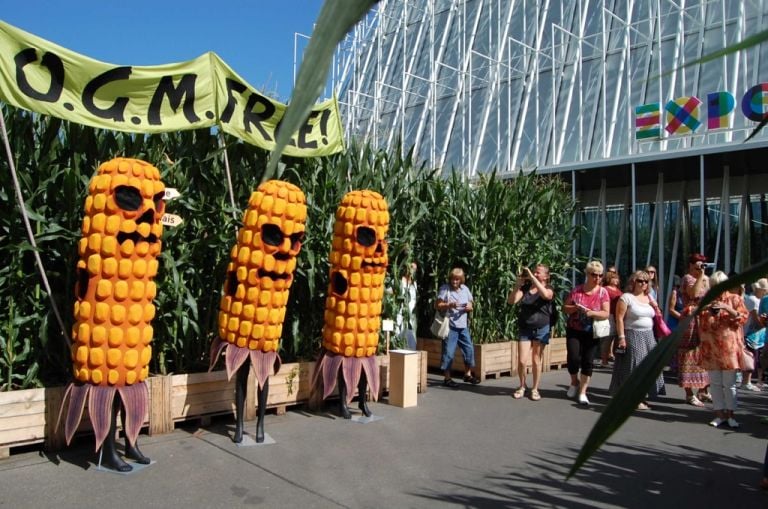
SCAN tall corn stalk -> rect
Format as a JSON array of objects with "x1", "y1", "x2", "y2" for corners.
[{"x1": 1, "y1": 105, "x2": 577, "y2": 387}]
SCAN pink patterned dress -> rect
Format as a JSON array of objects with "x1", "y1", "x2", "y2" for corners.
[
  {"x1": 698, "y1": 292, "x2": 747, "y2": 371},
  {"x1": 676, "y1": 273, "x2": 709, "y2": 388}
]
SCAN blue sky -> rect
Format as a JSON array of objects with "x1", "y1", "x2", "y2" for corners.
[{"x1": 2, "y1": 0, "x2": 325, "y2": 102}]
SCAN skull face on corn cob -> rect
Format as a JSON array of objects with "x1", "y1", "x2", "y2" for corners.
[
  {"x1": 210, "y1": 180, "x2": 307, "y2": 385},
  {"x1": 209, "y1": 180, "x2": 307, "y2": 443},
  {"x1": 322, "y1": 190, "x2": 389, "y2": 356},
  {"x1": 61, "y1": 157, "x2": 165, "y2": 463},
  {"x1": 315, "y1": 190, "x2": 389, "y2": 416}
]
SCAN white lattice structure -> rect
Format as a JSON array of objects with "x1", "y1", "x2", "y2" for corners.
[
  {"x1": 302, "y1": 0, "x2": 768, "y2": 304},
  {"x1": 331, "y1": 0, "x2": 768, "y2": 176}
]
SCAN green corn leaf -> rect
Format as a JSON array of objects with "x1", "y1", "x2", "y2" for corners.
[
  {"x1": 679, "y1": 28, "x2": 768, "y2": 70},
  {"x1": 264, "y1": 0, "x2": 378, "y2": 181}
]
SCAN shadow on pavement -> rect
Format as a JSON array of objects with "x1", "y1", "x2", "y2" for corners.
[{"x1": 409, "y1": 442, "x2": 766, "y2": 508}]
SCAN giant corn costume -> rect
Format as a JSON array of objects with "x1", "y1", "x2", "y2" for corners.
[
  {"x1": 209, "y1": 180, "x2": 306, "y2": 442},
  {"x1": 61, "y1": 157, "x2": 165, "y2": 471},
  {"x1": 315, "y1": 190, "x2": 389, "y2": 418}
]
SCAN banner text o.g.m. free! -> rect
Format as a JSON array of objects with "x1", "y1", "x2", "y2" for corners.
[
  {"x1": 0, "y1": 21, "x2": 344, "y2": 157},
  {"x1": 634, "y1": 85, "x2": 768, "y2": 141}
]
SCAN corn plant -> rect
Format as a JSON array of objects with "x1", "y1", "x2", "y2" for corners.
[
  {"x1": 1, "y1": 97, "x2": 579, "y2": 389},
  {"x1": 411, "y1": 170, "x2": 578, "y2": 343}
]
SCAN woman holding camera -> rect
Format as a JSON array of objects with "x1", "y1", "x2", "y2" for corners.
[
  {"x1": 698, "y1": 271, "x2": 747, "y2": 427},
  {"x1": 677, "y1": 253, "x2": 712, "y2": 406},
  {"x1": 508, "y1": 265, "x2": 554, "y2": 401},
  {"x1": 563, "y1": 261, "x2": 610, "y2": 405},
  {"x1": 609, "y1": 270, "x2": 665, "y2": 409}
]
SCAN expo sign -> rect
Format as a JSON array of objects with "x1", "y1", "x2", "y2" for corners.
[{"x1": 634, "y1": 83, "x2": 768, "y2": 140}]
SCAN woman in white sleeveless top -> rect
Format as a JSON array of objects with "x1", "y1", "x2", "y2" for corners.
[{"x1": 610, "y1": 270, "x2": 666, "y2": 409}]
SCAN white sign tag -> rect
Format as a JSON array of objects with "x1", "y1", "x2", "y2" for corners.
[
  {"x1": 161, "y1": 213, "x2": 184, "y2": 227},
  {"x1": 163, "y1": 188, "x2": 181, "y2": 201}
]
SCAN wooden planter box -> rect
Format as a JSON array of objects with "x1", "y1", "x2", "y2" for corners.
[
  {"x1": 416, "y1": 337, "x2": 513, "y2": 382},
  {"x1": 418, "y1": 336, "x2": 568, "y2": 380},
  {"x1": 0, "y1": 386, "x2": 65, "y2": 458},
  {"x1": 545, "y1": 337, "x2": 568, "y2": 371},
  {"x1": 1, "y1": 352, "x2": 428, "y2": 457},
  {"x1": 507, "y1": 337, "x2": 567, "y2": 374}
]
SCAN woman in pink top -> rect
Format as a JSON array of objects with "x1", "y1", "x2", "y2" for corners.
[
  {"x1": 563, "y1": 261, "x2": 610, "y2": 405},
  {"x1": 677, "y1": 253, "x2": 711, "y2": 406}
]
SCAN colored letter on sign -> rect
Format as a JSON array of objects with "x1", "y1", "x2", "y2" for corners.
[{"x1": 665, "y1": 97, "x2": 702, "y2": 135}]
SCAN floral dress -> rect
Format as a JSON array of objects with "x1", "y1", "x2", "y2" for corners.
[
  {"x1": 676, "y1": 273, "x2": 709, "y2": 388},
  {"x1": 698, "y1": 292, "x2": 747, "y2": 371}
]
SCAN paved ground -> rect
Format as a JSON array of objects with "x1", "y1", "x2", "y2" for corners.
[{"x1": 1, "y1": 365, "x2": 767, "y2": 508}]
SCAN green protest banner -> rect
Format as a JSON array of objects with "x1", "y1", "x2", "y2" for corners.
[{"x1": 0, "y1": 21, "x2": 344, "y2": 157}]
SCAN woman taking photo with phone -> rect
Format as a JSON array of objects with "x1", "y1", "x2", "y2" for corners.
[
  {"x1": 508, "y1": 264, "x2": 554, "y2": 401},
  {"x1": 436, "y1": 266, "x2": 479, "y2": 387},
  {"x1": 678, "y1": 253, "x2": 712, "y2": 406},
  {"x1": 698, "y1": 271, "x2": 748, "y2": 427}
]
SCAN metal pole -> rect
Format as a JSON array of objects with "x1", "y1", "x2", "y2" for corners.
[
  {"x1": 700, "y1": 155, "x2": 705, "y2": 255},
  {"x1": 631, "y1": 162, "x2": 637, "y2": 270}
]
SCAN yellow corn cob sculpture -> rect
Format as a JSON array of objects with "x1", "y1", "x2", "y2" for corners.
[
  {"x1": 61, "y1": 157, "x2": 165, "y2": 454},
  {"x1": 210, "y1": 180, "x2": 307, "y2": 386},
  {"x1": 316, "y1": 190, "x2": 389, "y2": 413}
]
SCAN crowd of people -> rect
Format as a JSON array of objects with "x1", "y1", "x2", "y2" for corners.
[
  {"x1": 428, "y1": 256, "x2": 768, "y2": 413},
  {"x1": 424, "y1": 255, "x2": 768, "y2": 489}
]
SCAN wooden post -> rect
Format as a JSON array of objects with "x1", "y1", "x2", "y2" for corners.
[
  {"x1": 245, "y1": 368, "x2": 257, "y2": 421},
  {"x1": 44, "y1": 386, "x2": 65, "y2": 451},
  {"x1": 472, "y1": 345, "x2": 487, "y2": 382},
  {"x1": 418, "y1": 350, "x2": 428, "y2": 393},
  {"x1": 389, "y1": 350, "x2": 418, "y2": 407},
  {"x1": 148, "y1": 375, "x2": 173, "y2": 435}
]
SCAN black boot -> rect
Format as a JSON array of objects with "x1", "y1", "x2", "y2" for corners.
[
  {"x1": 120, "y1": 405, "x2": 150, "y2": 464},
  {"x1": 337, "y1": 371, "x2": 351, "y2": 419},
  {"x1": 234, "y1": 362, "x2": 249, "y2": 443},
  {"x1": 124, "y1": 441, "x2": 150, "y2": 464},
  {"x1": 101, "y1": 399, "x2": 132, "y2": 472},
  {"x1": 357, "y1": 370, "x2": 371, "y2": 417},
  {"x1": 256, "y1": 379, "x2": 269, "y2": 443}
]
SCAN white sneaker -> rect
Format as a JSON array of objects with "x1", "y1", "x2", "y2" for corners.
[
  {"x1": 709, "y1": 417, "x2": 725, "y2": 427},
  {"x1": 566, "y1": 385, "x2": 578, "y2": 398},
  {"x1": 742, "y1": 383, "x2": 761, "y2": 392},
  {"x1": 578, "y1": 394, "x2": 590, "y2": 405},
  {"x1": 727, "y1": 417, "x2": 740, "y2": 428}
]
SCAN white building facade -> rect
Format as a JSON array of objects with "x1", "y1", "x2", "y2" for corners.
[{"x1": 323, "y1": 0, "x2": 768, "y2": 303}]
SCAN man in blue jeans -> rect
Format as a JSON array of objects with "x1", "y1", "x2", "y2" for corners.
[{"x1": 436, "y1": 266, "x2": 480, "y2": 387}]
